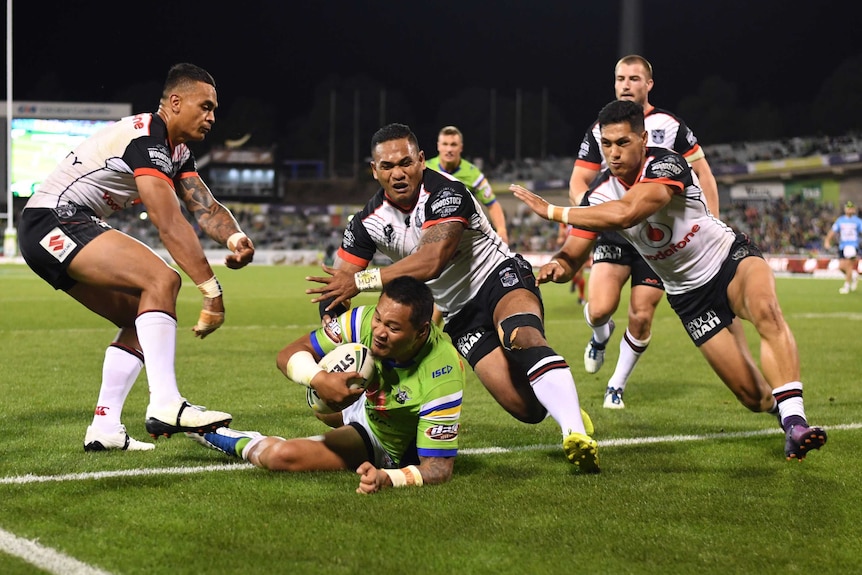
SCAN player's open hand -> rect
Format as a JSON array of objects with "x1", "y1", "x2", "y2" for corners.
[
  {"x1": 225, "y1": 236, "x2": 255, "y2": 269},
  {"x1": 306, "y1": 264, "x2": 360, "y2": 311},
  {"x1": 510, "y1": 184, "x2": 551, "y2": 221},
  {"x1": 536, "y1": 259, "x2": 572, "y2": 285},
  {"x1": 193, "y1": 296, "x2": 225, "y2": 339}
]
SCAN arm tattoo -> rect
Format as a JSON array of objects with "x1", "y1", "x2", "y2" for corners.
[
  {"x1": 178, "y1": 177, "x2": 240, "y2": 243},
  {"x1": 418, "y1": 456, "x2": 454, "y2": 485},
  {"x1": 420, "y1": 221, "x2": 462, "y2": 246}
]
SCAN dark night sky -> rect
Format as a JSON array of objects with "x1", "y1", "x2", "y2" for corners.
[{"x1": 7, "y1": 0, "x2": 861, "y2": 147}]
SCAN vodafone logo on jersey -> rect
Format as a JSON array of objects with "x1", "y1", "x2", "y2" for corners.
[{"x1": 643, "y1": 224, "x2": 700, "y2": 261}]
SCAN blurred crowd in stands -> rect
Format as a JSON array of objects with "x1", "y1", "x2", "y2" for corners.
[
  {"x1": 492, "y1": 133, "x2": 862, "y2": 182},
  {"x1": 109, "y1": 196, "x2": 839, "y2": 258},
  {"x1": 103, "y1": 132, "x2": 859, "y2": 258}
]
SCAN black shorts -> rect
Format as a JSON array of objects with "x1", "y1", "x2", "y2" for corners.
[
  {"x1": 444, "y1": 254, "x2": 543, "y2": 368},
  {"x1": 593, "y1": 231, "x2": 664, "y2": 290},
  {"x1": 18, "y1": 205, "x2": 112, "y2": 290},
  {"x1": 667, "y1": 233, "x2": 763, "y2": 347}
]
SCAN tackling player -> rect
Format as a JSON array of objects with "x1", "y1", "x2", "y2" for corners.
[
  {"x1": 569, "y1": 54, "x2": 719, "y2": 410},
  {"x1": 513, "y1": 99, "x2": 827, "y2": 462},
  {"x1": 305, "y1": 123, "x2": 598, "y2": 473}
]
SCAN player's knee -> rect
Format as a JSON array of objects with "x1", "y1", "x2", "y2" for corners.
[
  {"x1": 497, "y1": 313, "x2": 545, "y2": 351},
  {"x1": 627, "y1": 310, "x2": 653, "y2": 337},
  {"x1": 149, "y1": 266, "x2": 182, "y2": 298}
]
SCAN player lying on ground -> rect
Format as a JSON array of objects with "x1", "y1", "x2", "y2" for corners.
[{"x1": 188, "y1": 276, "x2": 465, "y2": 494}]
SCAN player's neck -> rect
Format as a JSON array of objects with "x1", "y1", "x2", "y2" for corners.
[{"x1": 440, "y1": 159, "x2": 461, "y2": 173}]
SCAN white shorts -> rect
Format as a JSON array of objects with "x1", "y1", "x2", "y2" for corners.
[
  {"x1": 342, "y1": 400, "x2": 397, "y2": 468},
  {"x1": 842, "y1": 245, "x2": 858, "y2": 259}
]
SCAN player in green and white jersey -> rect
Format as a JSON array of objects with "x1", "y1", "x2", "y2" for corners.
[
  {"x1": 426, "y1": 125, "x2": 509, "y2": 245},
  {"x1": 188, "y1": 276, "x2": 465, "y2": 494}
]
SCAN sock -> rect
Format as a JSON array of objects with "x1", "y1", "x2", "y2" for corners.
[
  {"x1": 584, "y1": 303, "x2": 612, "y2": 343},
  {"x1": 607, "y1": 329, "x2": 651, "y2": 392},
  {"x1": 91, "y1": 343, "x2": 144, "y2": 431},
  {"x1": 527, "y1": 352, "x2": 588, "y2": 437},
  {"x1": 772, "y1": 381, "x2": 808, "y2": 430},
  {"x1": 135, "y1": 311, "x2": 182, "y2": 407}
]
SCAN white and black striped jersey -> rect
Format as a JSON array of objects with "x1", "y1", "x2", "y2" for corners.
[
  {"x1": 337, "y1": 168, "x2": 512, "y2": 317},
  {"x1": 575, "y1": 104, "x2": 705, "y2": 172},
  {"x1": 575, "y1": 147, "x2": 733, "y2": 294},
  {"x1": 24, "y1": 113, "x2": 196, "y2": 218}
]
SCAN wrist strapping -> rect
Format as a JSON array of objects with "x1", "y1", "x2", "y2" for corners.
[
  {"x1": 546, "y1": 204, "x2": 571, "y2": 224},
  {"x1": 196, "y1": 276, "x2": 222, "y2": 298},
  {"x1": 227, "y1": 232, "x2": 247, "y2": 252},
  {"x1": 383, "y1": 465, "x2": 424, "y2": 488},
  {"x1": 549, "y1": 259, "x2": 564, "y2": 268},
  {"x1": 354, "y1": 268, "x2": 383, "y2": 291},
  {"x1": 285, "y1": 351, "x2": 324, "y2": 387}
]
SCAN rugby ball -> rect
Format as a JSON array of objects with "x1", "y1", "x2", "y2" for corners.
[{"x1": 306, "y1": 342, "x2": 376, "y2": 414}]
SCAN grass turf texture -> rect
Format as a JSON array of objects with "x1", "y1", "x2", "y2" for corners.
[{"x1": 0, "y1": 263, "x2": 860, "y2": 574}]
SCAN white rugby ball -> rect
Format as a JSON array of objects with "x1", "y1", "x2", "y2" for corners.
[{"x1": 306, "y1": 342, "x2": 375, "y2": 414}]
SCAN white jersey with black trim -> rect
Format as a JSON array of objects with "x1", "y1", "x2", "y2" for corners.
[
  {"x1": 337, "y1": 168, "x2": 512, "y2": 318},
  {"x1": 24, "y1": 113, "x2": 196, "y2": 219},
  {"x1": 583, "y1": 147, "x2": 734, "y2": 294},
  {"x1": 576, "y1": 104, "x2": 705, "y2": 172}
]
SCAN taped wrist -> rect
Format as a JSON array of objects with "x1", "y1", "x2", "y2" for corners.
[
  {"x1": 227, "y1": 232, "x2": 248, "y2": 251},
  {"x1": 285, "y1": 351, "x2": 324, "y2": 387},
  {"x1": 354, "y1": 268, "x2": 383, "y2": 291},
  {"x1": 383, "y1": 465, "x2": 424, "y2": 488},
  {"x1": 196, "y1": 276, "x2": 222, "y2": 298}
]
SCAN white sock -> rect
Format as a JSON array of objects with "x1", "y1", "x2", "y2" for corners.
[
  {"x1": 584, "y1": 303, "x2": 612, "y2": 343},
  {"x1": 772, "y1": 381, "x2": 807, "y2": 427},
  {"x1": 135, "y1": 311, "x2": 183, "y2": 407},
  {"x1": 91, "y1": 344, "x2": 144, "y2": 431},
  {"x1": 529, "y1": 356, "x2": 587, "y2": 437},
  {"x1": 608, "y1": 329, "x2": 651, "y2": 391}
]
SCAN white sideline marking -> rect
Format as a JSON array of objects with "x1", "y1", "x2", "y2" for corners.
[
  {"x1": 0, "y1": 527, "x2": 114, "y2": 575},
  {"x1": 1, "y1": 423, "x2": 857, "y2": 486},
  {"x1": 0, "y1": 463, "x2": 252, "y2": 485}
]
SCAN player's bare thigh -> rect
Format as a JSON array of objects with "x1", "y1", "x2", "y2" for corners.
[
  {"x1": 696, "y1": 319, "x2": 773, "y2": 411},
  {"x1": 67, "y1": 230, "x2": 180, "y2": 294},
  {"x1": 586, "y1": 262, "x2": 631, "y2": 320}
]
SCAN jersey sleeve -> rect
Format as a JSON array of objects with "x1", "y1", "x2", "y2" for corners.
[
  {"x1": 672, "y1": 118, "x2": 706, "y2": 163},
  {"x1": 336, "y1": 205, "x2": 379, "y2": 267},
  {"x1": 309, "y1": 305, "x2": 373, "y2": 357},
  {"x1": 422, "y1": 177, "x2": 479, "y2": 230},
  {"x1": 472, "y1": 173, "x2": 497, "y2": 206},
  {"x1": 642, "y1": 152, "x2": 688, "y2": 192},
  {"x1": 415, "y1": 348, "x2": 464, "y2": 458},
  {"x1": 574, "y1": 122, "x2": 602, "y2": 170}
]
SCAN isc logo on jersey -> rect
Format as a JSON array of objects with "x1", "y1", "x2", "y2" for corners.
[{"x1": 426, "y1": 423, "x2": 459, "y2": 441}]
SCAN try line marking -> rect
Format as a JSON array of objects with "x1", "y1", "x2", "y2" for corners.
[
  {"x1": 0, "y1": 527, "x2": 113, "y2": 575},
  {"x1": 1, "y1": 423, "x2": 858, "y2": 486}
]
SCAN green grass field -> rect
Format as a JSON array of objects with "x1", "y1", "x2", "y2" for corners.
[{"x1": 1, "y1": 263, "x2": 860, "y2": 575}]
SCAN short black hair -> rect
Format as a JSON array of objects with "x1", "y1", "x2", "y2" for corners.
[
  {"x1": 381, "y1": 276, "x2": 434, "y2": 329},
  {"x1": 370, "y1": 123, "x2": 419, "y2": 156},
  {"x1": 598, "y1": 99, "x2": 645, "y2": 133},
  {"x1": 162, "y1": 63, "x2": 215, "y2": 97}
]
